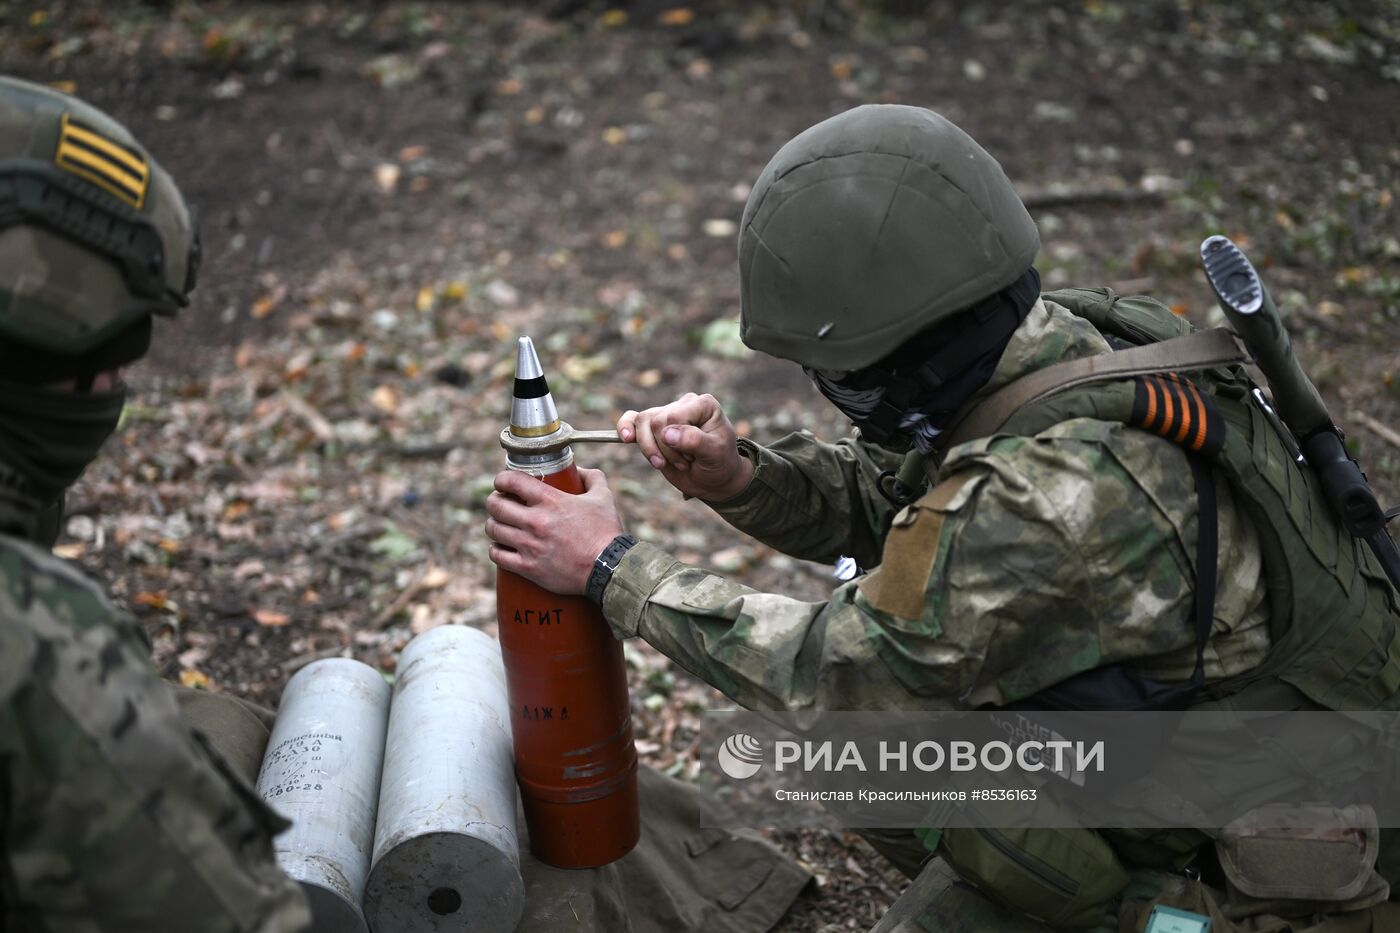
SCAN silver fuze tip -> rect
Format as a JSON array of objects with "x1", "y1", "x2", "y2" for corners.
[
  {"x1": 509, "y1": 334, "x2": 561, "y2": 438},
  {"x1": 514, "y1": 336, "x2": 545, "y2": 381}
]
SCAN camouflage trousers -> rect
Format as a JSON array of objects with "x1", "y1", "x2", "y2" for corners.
[{"x1": 856, "y1": 829, "x2": 1055, "y2": 933}]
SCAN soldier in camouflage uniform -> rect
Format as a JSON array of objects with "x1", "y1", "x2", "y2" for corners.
[
  {"x1": 0, "y1": 76, "x2": 311, "y2": 932},
  {"x1": 487, "y1": 105, "x2": 1400, "y2": 930}
]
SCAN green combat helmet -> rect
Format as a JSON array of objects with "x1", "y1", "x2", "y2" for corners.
[
  {"x1": 738, "y1": 105, "x2": 1038, "y2": 371},
  {"x1": 0, "y1": 75, "x2": 200, "y2": 382}
]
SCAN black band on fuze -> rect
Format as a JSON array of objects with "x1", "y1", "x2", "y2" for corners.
[{"x1": 513, "y1": 375, "x2": 550, "y2": 399}]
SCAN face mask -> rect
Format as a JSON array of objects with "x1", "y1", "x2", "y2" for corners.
[
  {"x1": 806, "y1": 354, "x2": 995, "y2": 454},
  {"x1": 805, "y1": 267, "x2": 1041, "y2": 453},
  {"x1": 0, "y1": 380, "x2": 126, "y2": 500}
]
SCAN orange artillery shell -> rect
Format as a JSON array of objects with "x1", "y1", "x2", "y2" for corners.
[{"x1": 496, "y1": 336, "x2": 639, "y2": 868}]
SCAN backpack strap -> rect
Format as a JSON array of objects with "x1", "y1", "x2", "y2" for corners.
[{"x1": 940, "y1": 328, "x2": 1248, "y2": 452}]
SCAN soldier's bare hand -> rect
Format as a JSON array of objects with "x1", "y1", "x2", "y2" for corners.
[
  {"x1": 485, "y1": 468, "x2": 623, "y2": 595},
  {"x1": 617, "y1": 393, "x2": 754, "y2": 502}
]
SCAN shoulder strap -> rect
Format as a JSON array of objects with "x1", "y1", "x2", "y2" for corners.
[{"x1": 940, "y1": 328, "x2": 1249, "y2": 451}]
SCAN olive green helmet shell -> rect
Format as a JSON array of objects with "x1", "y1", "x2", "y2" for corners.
[
  {"x1": 739, "y1": 105, "x2": 1039, "y2": 371},
  {"x1": 0, "y1": 75, "x2": 198, "y2": 360}
]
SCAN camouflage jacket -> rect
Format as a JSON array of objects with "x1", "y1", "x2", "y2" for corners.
[
  {"x1": 602, "y1": 297, "x2": 1273, "y2": 711},
  {"x1": 0, "y1": 531, "x2": 310, "y2": 932}
]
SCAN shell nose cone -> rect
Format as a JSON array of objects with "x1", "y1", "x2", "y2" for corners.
[
  {"x1": 515, "y1": 336, "x2": 545, "y2": 381},
  {"x1": 510, "y1": 335, "x2": 561, "y2": 437}
]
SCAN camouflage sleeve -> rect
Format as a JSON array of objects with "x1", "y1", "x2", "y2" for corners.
[
  {"x1": 602, "y1": 418, "x2": 1269, "y2": 712},
  {"x1": 704, "y1": 431, "x2": 904, "y2": 569},
  {"x1": 0, "y1": 540, "x2": 311, "y2": 933},
  {"x1": 602, "y1": 540, "x2": 931, "y2": 711}
]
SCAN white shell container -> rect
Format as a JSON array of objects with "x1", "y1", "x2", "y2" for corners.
[
  {"x1": 258, "y1": 658, "x2": 392, "y2": 933},
  {"x1": 365, "y1": 625, "x2": 523, "y2": 933}
]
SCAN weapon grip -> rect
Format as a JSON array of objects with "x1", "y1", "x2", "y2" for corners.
[{"x1": 1302, "y1": 430, "x2": 1387, "y2": 539}]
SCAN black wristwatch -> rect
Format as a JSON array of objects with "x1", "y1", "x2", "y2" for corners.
[{"x1": 585, "y1": 534, "x2": 638, "y2": 606}]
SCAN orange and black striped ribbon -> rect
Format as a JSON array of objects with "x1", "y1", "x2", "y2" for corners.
[{"x1": 1129, "y1": 372, "x2": 1225, "y2": 457}]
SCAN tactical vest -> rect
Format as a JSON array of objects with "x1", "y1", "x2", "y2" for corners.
[{"x1": 926, "y1": 288, "x2": 1400, "y2": 930}]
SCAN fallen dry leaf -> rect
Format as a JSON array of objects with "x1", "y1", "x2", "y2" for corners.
[
  {"x1": 561, "y1": 354, "x2": 611, "y2": 381},
  {"x1": 370, "y1": 384, "x2": 399, "y2": 415},
  {"x1": 253, "y1": 609, "x2": 291, "y2": 627},
  {"x1": 409, "y1": 603, "x2": 443, "y2": 634},
  {"x1": 249, "y1": 285, "x2": 287, "y2": 320},
  {"x1": 233, "y1": 558, "x2": 264, "y2": 580},
  {"x1": 179, "y1": 669, "x2": 211, "y2": 689},
  {"x1": 659, "y1": 8, "x2": 695, "y2": 26},
  {"x1": 133, "y1": 591, "x2": 174, "y2": 611},
  {"x1": 374, "y1": 163, "x2": 401, "y2": 194},
  {"x1": 285, "y1": 350, "x2": 313, "y2": 380},
  {"x1": 217, "y1": 522, "x2": 257, "y2": 541}
]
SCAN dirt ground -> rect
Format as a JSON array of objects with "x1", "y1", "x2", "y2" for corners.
[{"x1": 4, "y1": 1, "x2": 1400, "y2": 929}]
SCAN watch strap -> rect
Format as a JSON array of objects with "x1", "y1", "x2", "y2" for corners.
[{"x1": 585, "y1": 534, "x2": 638, "y2": 606}]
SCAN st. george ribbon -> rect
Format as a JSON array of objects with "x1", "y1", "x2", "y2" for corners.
[{"x1": 495, "y1": 335, "x2": 640, "y2": 868}]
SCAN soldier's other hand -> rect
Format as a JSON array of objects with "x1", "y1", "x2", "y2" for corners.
[
  {"x1": 485, "y1": 468, "x2": 623, "y2": 595},
  {"x1": 617, "y1": 393, "x2": 754, "y2": 502}
]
